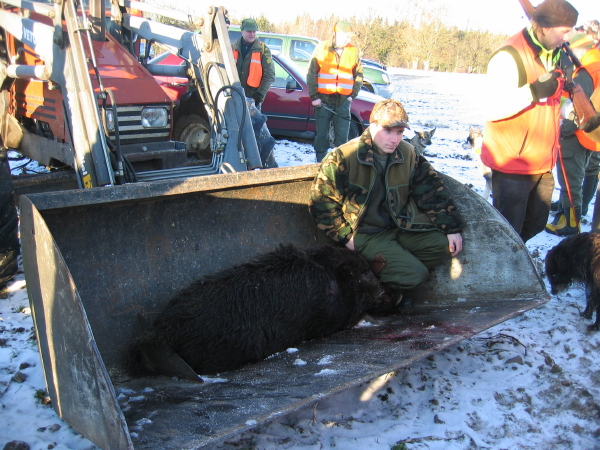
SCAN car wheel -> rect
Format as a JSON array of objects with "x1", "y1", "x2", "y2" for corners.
[
  {"x1": 0, "y1": 148, "x2": 19, "y2": 290},
  {"x1": 173, "y1": 114, "x2": 211, "y2": 163},
  {"x1": 348, "y1": 120, "x2": 360, "y2": 140},
  {"x1": 328, "y1": 121, "x2": 335, "y2": 148},
  {"x1": 361, "y1": 83, "x2": 375, "y2": 93},
  {"x1": 328, "y1": 119, "x2": 361, "y2": 148}
]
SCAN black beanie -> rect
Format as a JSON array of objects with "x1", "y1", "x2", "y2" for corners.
[{"x1": 532, "y1": 0, "x2": 578, "y2": 28}]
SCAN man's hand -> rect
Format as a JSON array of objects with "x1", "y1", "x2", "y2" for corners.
[
  {"x1": 530, "y1": 71, "x2": 563, "y2": 102},
  {"x1": 447, "y1": 233, "x2": 462, "y2": 256},
  {"x1": 345, "y1": 235, "x2": 355, "y2": 251},
  {"x1": 312, "y1": 98, "x2": 322, "y2": 107}
]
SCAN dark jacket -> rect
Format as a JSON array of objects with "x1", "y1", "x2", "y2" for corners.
[
  {"x1": 309, "y1": 129, "x2": 464, "y2": 245},
  {"x1": 232, "y1": 37, "x2": 275, "y2": 102}
]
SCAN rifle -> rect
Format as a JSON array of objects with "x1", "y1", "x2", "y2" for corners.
[{"x1": 517, "y1": 0, "x2": 597, "y2": 129}]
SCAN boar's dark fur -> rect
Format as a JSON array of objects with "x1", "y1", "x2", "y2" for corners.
[
  {"x1": 130, "y1": 244, "x2": 384, "y2": 376},
  {"x1": 545, "y1": 232, "x2": 600, "y2": 331}
]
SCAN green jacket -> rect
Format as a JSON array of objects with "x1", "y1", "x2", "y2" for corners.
[
  {"x1": 232, "y1": 38, "x2": 275, "y2": 102},
  {"x1": 309, "y1": 129, "x2": 464, "y2": 244},
  {"x1": 307, "y1": 39, "x2": 364, "y2": 105}
]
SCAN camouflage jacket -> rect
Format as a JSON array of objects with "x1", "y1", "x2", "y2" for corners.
[{"x1": 308, "y1": 129, "x2": 464, "y2": 244}]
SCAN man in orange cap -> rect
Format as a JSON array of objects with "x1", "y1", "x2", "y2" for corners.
[{"x1": 307, "y1": 21, "x2": 363, "y2": 162}]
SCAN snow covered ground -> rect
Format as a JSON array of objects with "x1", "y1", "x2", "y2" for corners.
[{"x1": 1, "y1": 69, "x2": 599, "y2": 450}]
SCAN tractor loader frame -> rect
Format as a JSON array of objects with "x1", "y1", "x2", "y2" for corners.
[{"x1": 0, "y1": 0, "x2": 263, "y2": 191}]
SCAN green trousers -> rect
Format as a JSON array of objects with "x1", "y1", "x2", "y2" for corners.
[
  {"x1": 313, "y1": 97, "x2": 351, "y2": 162},
  {"x1": 557, "y1": 134, "x2": 600, "y2": 209},
  {"x1": 354, "y1": 228, "x2": 450, "y2": 291}
]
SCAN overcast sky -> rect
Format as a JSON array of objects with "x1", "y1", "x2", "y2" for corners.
[{"x1": 171, "y1": 0, "x2": 596, "y2": 36}]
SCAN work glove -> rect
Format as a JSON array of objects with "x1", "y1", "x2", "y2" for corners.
[
  {"x1": 581, "y1": 113, "x2": 600, "y2": 133},
  {"x1": 530, "y1": 71, "x2": 563, "y2": 102},
  {"x1": 252, "y1": 94, "x2": 263, "y2": 106}
]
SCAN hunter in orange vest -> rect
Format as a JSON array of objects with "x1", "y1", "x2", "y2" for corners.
[
  {"x1": 480, "y1": 0, "x2": 579, "y2": 243},
  {"x1": 546, "y1": 22, "x2": 600, "y2": 236},
  {"x1": 231, "y1": 18, "x2": 275, "y2": 108},
  {"x1": 307, "y1": 21, "x2": 363, "y2": 162}
]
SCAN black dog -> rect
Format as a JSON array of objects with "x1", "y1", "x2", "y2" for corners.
[
  {"x1": 130, "y1": 244, "x2": 386, "y2": 376},
  {"x1": 545, "y1": 232, "x2": 600, "y2": 331}
]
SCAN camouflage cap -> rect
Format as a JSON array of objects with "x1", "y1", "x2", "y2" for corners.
[
  {"x1": 334, "y1": 21, "x2": 355, "y2": 36},
  {"x1": 369, "y1": 99, "x2": 410, "y2": 130},
  {"x1": 241, "y1": 18, "x2": 258, "y2": 31}
]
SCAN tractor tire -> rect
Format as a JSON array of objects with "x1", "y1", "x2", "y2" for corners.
[
  {"x1": 0, "y1": 147, "x2": 19, "y2": 289},
  {"x1": 173, "y1": 114, "x2": 211, "y2": 163}
]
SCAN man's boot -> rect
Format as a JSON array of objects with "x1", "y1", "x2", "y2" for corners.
[
  {"x1": 545, "y1": 206, "x2": 581, "y2": 236},
  {"x1": 581, "y1": 175, "x2": 599, "y2": 216},
  {"x1": 315, "y1": 151, "x2": 326, "y2": 163}
]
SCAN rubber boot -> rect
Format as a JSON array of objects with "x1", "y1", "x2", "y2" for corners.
[
  {"x1": 545, "y1": 206, "x2": 581, "y2": 236},
  {"x1": 581, "y1": 175, "x2": 599, "y2": 216}
]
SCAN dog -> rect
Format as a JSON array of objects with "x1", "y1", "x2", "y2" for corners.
[
  {"x1": 405, "y1": 128, "x2": 436, "y2": 156},
  {"x1": 545, "y1": 232, "x2": 600, "y2": 331},
  {"x1": 130, "y1": 244, "x2": 388, "y2": 376},
  {"x1": 463, "y1": 126, "x2": 492, "y2": 199}
]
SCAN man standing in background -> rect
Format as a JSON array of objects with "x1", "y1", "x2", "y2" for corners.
[
  {"x1": 232, "y1": 18, "x2": 275, "y2": 109},
  {"x1": 546, "y1": 21, "x2": 600, "y2": 236},
  {"x1": 480, "y1": 0, "x2": 579, "y2": 242},
  {"x1": 307, "y1": 21, "x2": 363, "y2": 162}
]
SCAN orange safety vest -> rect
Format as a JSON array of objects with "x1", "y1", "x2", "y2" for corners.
[
  {"x1": 233, "y1": 46, "x2": 264, "y2": 89},
  {"x1": 315, "y1": 43, "x2": 357, "y2": 96},
  {"x1": 481, "y1": 30, "x2": 562, "y2": 175},
  {"x1": 574, "y1": 48, "x2": 600, "y2": 151}
]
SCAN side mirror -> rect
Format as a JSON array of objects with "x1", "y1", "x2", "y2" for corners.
[{"x1": 286, "y1": 77, "x2": 298, "y2": 91}]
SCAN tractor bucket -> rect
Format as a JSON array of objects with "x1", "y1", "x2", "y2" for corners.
[{"x1": 19, "y1": 164, "x2": 549, "y2": 450}]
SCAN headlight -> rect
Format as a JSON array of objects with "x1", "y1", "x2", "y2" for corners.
[
  {"x1": 141, "y1": 107, "x2": 168, "y2": 128},
  {"x1": 382, "y1": 73, "x2": 390, "y2": 84},
  {"x1": 104, "y1": 109, "x2": 114, "y2": 131}
]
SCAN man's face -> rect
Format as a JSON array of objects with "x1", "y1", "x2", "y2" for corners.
[
  {"x1": 242, "y1": 30, "x2": 257, "y2": 44},
  {"x1": 539, "y1": 26, "x2": 572, "y2": 50},
  {"x1": 334, "y1": 31, "x2": 351, "y2": 48},
  {"x1": 370, "y1": 123, "x2": 404, "y2": 154}
]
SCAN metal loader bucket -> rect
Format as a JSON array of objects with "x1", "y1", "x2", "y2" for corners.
[{"x1": 20, "y1": 164, "x2": 549, "y2": 450}]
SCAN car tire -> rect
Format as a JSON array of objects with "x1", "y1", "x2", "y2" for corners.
[
  {"x1": 348, "y1": 120, "x2": 360, "y2": 140},
  {"x1": 173, "y1": 114, "x2": 211, "y2": 163},
  {"x1": 328, "y1": 119, "x2": 361, "y2": 148},
  {"x1": 0, "y1": 147, "x2": 19, "y2": 290},
  {"x1": 361, "y1": 83, "x2": 375, "y2": 93}
]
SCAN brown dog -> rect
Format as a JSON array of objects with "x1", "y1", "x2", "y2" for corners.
[{"x1": 545, "y1": 232, "x2": 600, "y2": 331}]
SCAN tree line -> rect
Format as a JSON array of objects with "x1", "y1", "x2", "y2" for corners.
[
  {"x1": 251, "y1": 13, "x2": 509, "y2": 74},
  {"x1": 148, "y1": 1, "x2": 511, "y2": 74}
]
